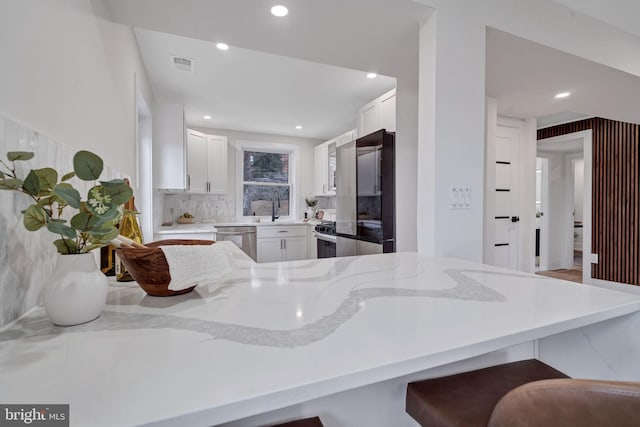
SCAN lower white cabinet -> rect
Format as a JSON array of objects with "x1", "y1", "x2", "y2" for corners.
[{"x1": 256, "y1": 226, "x2": 308, "y2": 263}]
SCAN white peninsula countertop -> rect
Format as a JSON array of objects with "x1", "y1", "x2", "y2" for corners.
[{"x1": 2, "y1": 242, "x2": 640, "y2": 426}]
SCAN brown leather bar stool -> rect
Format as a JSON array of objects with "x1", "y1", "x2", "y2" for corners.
[
  {"x1": 489, "y1": 378, "x2": 640, "y2": 427},
  {"x1": 405, "y1": 359, "x2": 568, "y2": 427},
  {"x1": 270, "y1": 416, "x2": 324, "y2": 427}
]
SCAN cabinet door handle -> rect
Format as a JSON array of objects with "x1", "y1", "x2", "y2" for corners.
[
  {"x1": 280, "y1": 239, "x2": 283, "y2": 250},
  {"x1": 187, "y1": 174, "x2": 191, "y2": 190},
  {"x1": 284, "y1": 239, "x2": 286, "y2": 250},
  {"x1": 279, "y1": 230, "x2": 288, "y2": 233}
]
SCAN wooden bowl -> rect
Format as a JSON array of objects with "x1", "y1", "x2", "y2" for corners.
[{"x1": 116, "y1": 239, "x2": 215, "y2": 296}]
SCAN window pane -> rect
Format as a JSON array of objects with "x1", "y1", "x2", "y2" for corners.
[
  {"x1": 243, "y1": 185, "x2": 290, "y2": 216},
  {"x1": 243, "y1": 151, "x2": 289, "y2": 183}
]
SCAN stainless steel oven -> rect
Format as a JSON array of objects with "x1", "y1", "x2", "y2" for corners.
[{"x1": 314, "y1": 221, "x2": 336, "y2": 258}]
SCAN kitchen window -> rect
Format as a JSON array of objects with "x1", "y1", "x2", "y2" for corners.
[{"x1": 241, "y1": 148, "x2": 292, "y2": 217}]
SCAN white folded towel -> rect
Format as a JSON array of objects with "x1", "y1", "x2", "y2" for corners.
[{"x1": 160, "y1": 244, "x2": 233, "y2": 291}]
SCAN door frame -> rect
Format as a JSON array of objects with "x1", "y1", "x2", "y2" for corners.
[
  {"x1": 135, "y1": 79, "x2": 153, "y2": 243},
  {"x1": 537, "y1": 130, "x2": 592, "y2": 283},
  {"x1": 536, "y1": 157, "x2": 550, "y2": 271}
]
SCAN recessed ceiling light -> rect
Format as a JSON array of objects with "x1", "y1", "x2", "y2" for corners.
[
  {"x1": 203, "y1": 115, "x2": 212, "y2": 120},
  {"x1": 295, "y1": 125, "x2": 302, "y2": 130},
  {"x1": 271, "y1": 5, "x2": 288, "y2": 17},
  {"x1": 367, "y1": 72, "x2": 377, "y2": 79},
  {"x1": 555, "y1": 92, "x2": 570, "y2": 99},
  {"x1": 216, "y1": 43, "x2": 229, "y2": 51}
]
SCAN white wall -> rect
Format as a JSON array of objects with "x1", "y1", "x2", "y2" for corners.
[
  {"x1": 417, "y1": 6, "x2": 486, "y2": 260},
  {"x1": 0, "y1": 0, "x2": 155, "y2": 180},
  {"x1": 191, "y1": 127, "x2": 322, "y2": 220},
  {"x1": 395, "y1": 79, "x2": 419, "y2": 252}
]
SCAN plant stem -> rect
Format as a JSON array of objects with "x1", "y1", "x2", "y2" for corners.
[
  {"x1": 0, "y1": 159, "x2": 15, "y2": 176},
  {"x1": 60, "y1": 235, "x2": 72, "y2": 254}
]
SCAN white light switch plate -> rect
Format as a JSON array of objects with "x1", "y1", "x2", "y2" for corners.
[{"x1": 449, "y1": 186, "x2": 471, "y2": 209}]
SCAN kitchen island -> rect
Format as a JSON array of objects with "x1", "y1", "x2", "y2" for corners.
[{"x1": 1, "y1": 242, "x2": 640, "y2": 426}]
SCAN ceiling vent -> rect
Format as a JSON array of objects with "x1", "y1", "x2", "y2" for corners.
[{"x1": 171, "y1": 56, "x2": 194, "y2": 73}]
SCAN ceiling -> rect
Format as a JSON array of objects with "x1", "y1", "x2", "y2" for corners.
[
  {"x1": 104, "y1": 0, "x2": 433, "y2": 83},
  {"x1": 108, "y1": 1, "x2": 640, "y2": 134},
  {"x1": 552, "y1": 0, "x2": 640, "y2": 38},
  {"x1": 538, "y1": 137, "x2": 583, "y2": 154},
  {"x1": 486, "y1": 28, "x2": 640, "y2": 127},
  {"x1": 104, "y1": 0, "x2": 431, "y2": 139},
  {"x1": 135, "y1": 28, "x2": 396, "y2": 139}
]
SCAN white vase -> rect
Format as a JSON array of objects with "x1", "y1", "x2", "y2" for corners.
[{"x1": 43, "y1": 253, "x2": 108, "y2": 326}]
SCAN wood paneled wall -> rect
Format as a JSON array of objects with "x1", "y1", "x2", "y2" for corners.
[{"x1": 538, "y1": 118, "x2": 640, "y2": 286}]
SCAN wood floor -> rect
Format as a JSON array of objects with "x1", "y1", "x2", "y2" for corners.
[
  {"x1": 535, "y1": 251, "x2": 583, "y2": 284},
  {"x1": 536, "y1": 268, "x2": 582, "y2": 283}
]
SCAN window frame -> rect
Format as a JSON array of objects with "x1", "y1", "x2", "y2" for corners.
[{"x1": 236, "y1": 141, "x2": 298, "y2": 221}]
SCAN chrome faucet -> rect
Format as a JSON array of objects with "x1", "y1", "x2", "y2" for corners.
[{"x1": 271, "y1": 191, "x2": 280, "y2": 222}]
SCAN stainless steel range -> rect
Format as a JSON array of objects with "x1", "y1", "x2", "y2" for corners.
[{"x1": 314, "y1": 221, "x2": 336, "y2": 258}]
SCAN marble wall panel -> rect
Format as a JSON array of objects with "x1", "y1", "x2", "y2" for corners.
[
  {"x1": 158, "y1": 191, "x2": 237, "y2": 224},
  {"x1": 0, "y1": 115, "x2": 122, "y2": 328}
]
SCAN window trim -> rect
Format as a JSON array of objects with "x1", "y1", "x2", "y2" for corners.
[{"x1": 236, "y1": 141, "x2": 298, "y2": 220}]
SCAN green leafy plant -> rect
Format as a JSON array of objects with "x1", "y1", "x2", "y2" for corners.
[
  {"x1": 305, "y1": 198, "x2": 318, "y2": 209},
  {"x1": 0, "y1": 150, "x2": 132, "y2": 254}
]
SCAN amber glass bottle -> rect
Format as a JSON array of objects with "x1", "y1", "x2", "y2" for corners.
[{"x1": 115, "y1": 178, "x2": 144, "y2": 282}]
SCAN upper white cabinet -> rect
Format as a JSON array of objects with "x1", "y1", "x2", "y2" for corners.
[
  {"x1": 357, "y1": 88, "x2": 396, "y2": 137},
  {"x1": 314, "y1": 141, "x2": 329, "y2": 195},
  {"x1": 153, "y1": 104, "x2": 186, "y2": 189},
  {"x1": 379, "y1": 89, "x2": 396, "y2": 133},
  {"x1": 186, "y1": 129, "x2": 228, "y2": 193},
  {"x1": 314, "y1": 129, "x2": 355, "y2": 196}
]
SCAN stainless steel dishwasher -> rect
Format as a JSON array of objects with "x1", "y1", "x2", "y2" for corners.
[{"x1": 214, "y1": 226, "x2": 257, "y2": 261}]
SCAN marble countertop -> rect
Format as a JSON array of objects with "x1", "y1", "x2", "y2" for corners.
[{"x1": 2, "y1": 242, "x2": 640, "y2": 426}]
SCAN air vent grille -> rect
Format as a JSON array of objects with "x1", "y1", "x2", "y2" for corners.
[{"x1": 171, "y1": 56, "x2": 194, "y2": 72}]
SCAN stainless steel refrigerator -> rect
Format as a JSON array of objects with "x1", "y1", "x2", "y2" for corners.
[{"x1": 336, "y1": 129, "x2": 395, "y2": 256}]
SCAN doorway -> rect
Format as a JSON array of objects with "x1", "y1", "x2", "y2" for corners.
[{"x1": 535, "y1": 130, "x2": 593, "y2": 283}]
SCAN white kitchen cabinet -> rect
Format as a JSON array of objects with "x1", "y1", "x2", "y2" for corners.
[
  {"x1": 357, "y1": 88, "x2": 396, "y2": 137},
  {"x1": 256, "y1": 226, "x2": 308, "y2": 263},
  {"x1": 187, "y1": 130, "x2": 208, "y2": 193},
  {"x1": 207, "y1": 135, "x2": 228, "y2": 193},
  {"x1": 337, "y1": 129, "x2": 357, "y2": 147},
  {"x1": 314, "y1": 129, "x2": 355, "y2": 196},
  {"x1": 379, "y1": 89, "x2": 396, "y2": 132},
  {"x1": 314, "y1": 142, "x2": 329, "y2": 195},
  {"x1": 186, "y1": 129, "x2": 228, "y2": 193},
  {"x1": 257, "y1": 238, "x2": 282, "y2": 263},
  {"x1": 358, "y1": 101, "x2": 379, "y2": 138},
  {"x1": 153, "y1": 104, "x2": 186, "y2": 189}
]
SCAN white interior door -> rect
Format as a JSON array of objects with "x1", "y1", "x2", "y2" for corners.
[{"x1": 493, "y1": 125, "x2": 520, "y2": 269}]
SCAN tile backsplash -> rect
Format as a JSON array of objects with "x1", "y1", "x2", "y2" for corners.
[
  {"x1": 157, "y1": 192, "x2": 337, "y2": 224},
  {"x1": 0, "y1": 115, "x2": 123, "y2": 328},
  {"x1": 158, "y1": 191, "x2": 236, "y2": 224}
]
